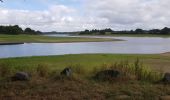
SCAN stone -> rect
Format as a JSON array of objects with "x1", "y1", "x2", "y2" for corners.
[
  {"x1": 95, "y1": 70, "x2": 120, "y2": 80},
  {"x1": 60, "y1": 68, "x2": 72, "y2": 77},
  {"x1": 162, "y1": 73, "x2": 170, "y2": 83},
  {"x1": 11, "y1": 72, "x2": 30, "y2": 81}
]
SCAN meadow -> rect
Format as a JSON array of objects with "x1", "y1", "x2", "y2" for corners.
[{"x1": 0, "y1": 54, "x2": 169, "y2": 99}]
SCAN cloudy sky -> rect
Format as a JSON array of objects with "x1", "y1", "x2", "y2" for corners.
[{"x1": 0, "y1": 0, "x2": 170, "y2": 32}]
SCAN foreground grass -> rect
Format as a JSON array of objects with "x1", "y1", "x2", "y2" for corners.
[
  {"x1": 0, "y1": 54, "x2": 170, "y2": 99},
  {"x1": 1, "y1": 54, "x2": 169, "y2": 72},
  {"x1": 0, "y1": 34, "x2": 116, "y2": 43}
]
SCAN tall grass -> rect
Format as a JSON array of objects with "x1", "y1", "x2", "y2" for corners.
[
  {"x1": 36, "y1": 64, "x2": 50, "y2": 77},
  {"x1": 0, "y1": 58, "x2": 164, "y2": 82},
  {"x1": 92, "y1": 59, "x2": 163, "y2": 82}
]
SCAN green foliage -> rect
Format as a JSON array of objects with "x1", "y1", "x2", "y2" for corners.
[
  {"x1": 79, "y1": 28, "x2": 113, "y2": 35},
  {"x1": 132, "y1": 59, "x2": 163, "y2": 82},
  {"x1": 79, "y1": 27, "x2": 170, "y2": 35},
  {"x1": 0, "y1": 25, "x2": 41, "y2": 35}
]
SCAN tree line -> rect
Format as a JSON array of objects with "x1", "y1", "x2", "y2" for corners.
[
  {"x1": 0, "y1": 25, "x2": 42, "y2": 35},
  {"x1": 79, "y1": 27, "x2": 170, "y2": 35}
]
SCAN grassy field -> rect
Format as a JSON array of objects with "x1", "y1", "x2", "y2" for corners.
[
  {"x1": 0, "y1": 54, "x2": 170, "y2": 99},
  {"x1": 0, "y1": 54, "x2": 170, "y2": 72},
  {"x1": 0, "y1": 34, "x2": 116, "y2": 43}
]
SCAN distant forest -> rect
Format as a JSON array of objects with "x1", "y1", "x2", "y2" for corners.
[
  {"x1": 79, "y1": 27, "x2": 170, "y2": 35},
  {"x1": 0, "y1": 25, "x2": 42, "y2": 35}
]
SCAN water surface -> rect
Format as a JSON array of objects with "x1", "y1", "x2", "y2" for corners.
[{"x1": 0, "y1": 34, "x2": 170, "y2": 58}]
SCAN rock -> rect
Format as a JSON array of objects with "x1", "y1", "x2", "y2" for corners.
[
  {"x1": 60, "y1": 68, "x2": 72, "y2": 77},
  {"x1": 160, "y1": 95, "x2": 170, "y2": 100},
  {"x1": 95, "y1": 70, "x2": 120, "y2": 80},
  {"x1": 162, "y1": 73, "x2": 170, "y2": 83},
  {"x1": 11, "y1": 72, "x2": 30, "y2": 81}
]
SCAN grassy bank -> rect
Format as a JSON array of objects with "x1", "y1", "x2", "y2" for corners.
[
  {"x1": 0, "y1": 34, "x2": 116, "y2": 43},
  {"x1": 0, "y1": 54, "x2": 170, "y2": 99},
  {"x1": 1, "y1": 54, "x2": 169, "y2": 72}
]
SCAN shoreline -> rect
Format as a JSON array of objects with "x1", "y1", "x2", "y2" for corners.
[
  {"x1": 160, "y1": 52, "x2": 170, "y2": 56},
  {"x1": 0, "y1": 34, "x2": 119, "y2": 44},
  {"x1": 77, "y1": 34, "x2": 170, "y2": 38},
  {"x1": 0, "y1": 53, "x2": 166, "y2": 59},
  {"x1": 0, "y1": 39, "x2": 122, "y2": 45},
  {"x1": 0, "y1": 42, "x2": 24, "y2": 45}
]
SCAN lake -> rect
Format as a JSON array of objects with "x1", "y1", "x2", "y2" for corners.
[{"x1": 1, "y1": 34, "x2": 170, "y2": 58}]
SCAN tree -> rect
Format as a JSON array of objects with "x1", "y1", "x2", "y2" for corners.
[
  {"x1": 0, "y1": 25, "x2": 41, "y2": 35},
  {"x1": 149, "y1": 29, "x2": 160, "y2": 34},
  {"x1": 12, "y1": 25, "x2": 23, "y2": 34},
  {"x1": 104, "y1": 28, "x2": 113, "y2": 32},
  {"x1": 160, "y1": 27, "x2": 170, "y2": 34},
  {"x1": 0, "y1": 25, "x2": 23, "y2": 34},
  {"x1": 135, "y1": 28, "x2": 144, "y2": 34},
  {"x1": 24, "y1": 28, "x2": 35, "y2": 34}
]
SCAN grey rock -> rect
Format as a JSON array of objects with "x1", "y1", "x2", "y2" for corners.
[
  {"x1": 60, "y1": 68, "x2": 72, "y2": 77},
  {"x1": 11, "y1": 72, "x2": 30, "y2": 81}
]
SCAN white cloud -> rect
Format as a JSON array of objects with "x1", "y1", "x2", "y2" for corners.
[
  {"x1": 1, "y1": 0, "x2": 170, "y2": 31},
  {"x1": 0, "y1": 5, "x2": 78, "y2": 31},
  {"x1": 85, "y1": 0, "x2": 170, "y2": 30}
]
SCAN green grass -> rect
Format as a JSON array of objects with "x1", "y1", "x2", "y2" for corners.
[
  {"x1": 0, "y1": 54, "x2": 170, "y2": 99},
  {"x1": 1, "y1": 54, "x2": 169, "y2": 72},
  {"x1": 0, "y1": 34, "x2": 116, "y2": 43}
]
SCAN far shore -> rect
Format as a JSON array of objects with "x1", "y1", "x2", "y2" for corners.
[
  {"x1": 160, "y1": 52, "x2": 170, "y2": 56},
  {"x1": 77, "y1": 34, "x2": 170, "y2": 37},
  {"x1": 0, "y1": 34, "x2": 122, "y2": 45},
  {"x1": 0, "y1": 42, "x2": 24, "y2": 45}
]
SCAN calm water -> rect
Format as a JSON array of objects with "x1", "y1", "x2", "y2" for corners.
[{"x1": 1, "y1": 34, "x2": 170, "y2": 58}]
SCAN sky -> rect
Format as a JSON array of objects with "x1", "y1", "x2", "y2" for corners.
[{"x1": 0, "y1": 0, "x2": 170, "y2": 32}]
